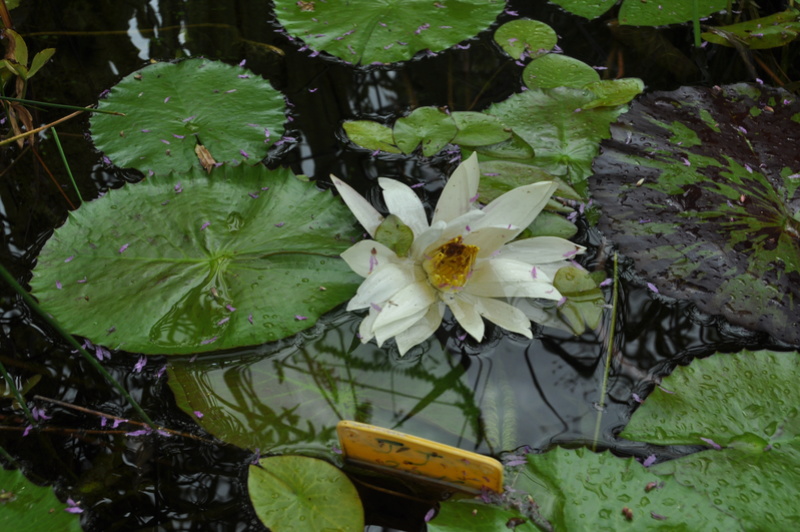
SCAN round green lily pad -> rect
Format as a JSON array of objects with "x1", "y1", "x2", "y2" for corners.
[
  {"x1": 493, "y1": 19, "x2": 557, "y2": 60},
  {"x1": 591, "y1": 83, "x2": 800, "y2": 344},
  {"x1": 90, "y1": 58, "x2": 286, "y2": 176},
  {"x1": 273, "y1": 0, "x2": 504, "y2": 65},
  {"x1": 249, "y1": 456, "x2": 363, "y2": 532},
  {"x1": 30, "y1": 165, "x2": 361, "y2": 355}
]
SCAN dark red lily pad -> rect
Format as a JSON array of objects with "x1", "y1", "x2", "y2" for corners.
[{"x1": 591, "y1": 83, "x2": 800, "y2": 344}]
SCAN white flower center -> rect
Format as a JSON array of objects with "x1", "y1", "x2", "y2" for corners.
[{"x1": 423, "y1": 236, "x2": 478, "y2": 292}]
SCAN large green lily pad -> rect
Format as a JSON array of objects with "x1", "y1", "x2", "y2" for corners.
[
  {"x1": 550, "y1": 0, "x2": 727, "y2": 25},
  {"x1": 0, "y1": 468, "x2": 83, "y2": 531},
  {"x1": 168, "y1": 310, "x2": 483, "y2": 454},
  {"x1": 90, "y1": 58, "x2": 286, "y2": 176},
  {"x1": 590, "y1": 83, "x2": 800, "y2": 345},
  {"x1": 273, "y1": 0, "x2": 504, "y2": 65},
  {"x1": 248, "y1": 456, "x2": 363, "y2": 531},
  {"x1": 433, "y1": 349, "x2": 800, "y2": 531},
  {"x1": 30, "y1": 165, "x2": 361, "y2": 355}
]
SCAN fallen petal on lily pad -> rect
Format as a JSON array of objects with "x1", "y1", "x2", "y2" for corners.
[
  {"x1": 30, "y1": 165, "x2": 361, "y2": 355},
  {"x1": 591, "y1": 83, "x2": 800, "y2": 344}
]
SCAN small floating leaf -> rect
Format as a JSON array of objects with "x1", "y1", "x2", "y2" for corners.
[
  {"x1": 273, "y1": 0, "x2": 504, "y2": 65},
  {"x1": 493, "y1": 19, "x2": 557, "y2": 60},
  {"x1": 619, "y1": 0, "x2": 728, "y2": 26},
  {"x1": 248, "y1": 456, "x2": 363, "y2": 532},
  {"x1": 523, "y1": 54, "x2": 599, "y2": 90},
  {"x1": 341, "y1": 121, "x2": 402, "y2": 153},
  {"x1": 702, "y1": 8, "x2": 800, "y2": 50},
  {"x1": 393, "y1": 107, "x2": 457, "y2": 156},
  {"x1": 591, "y1": 83, "x2": 800, "y2": 344},
  {"x1": 90, "y1": 58, "x2": 286, "y2": 176},
  {"x1": 30, "y1": 165, "x2": 361, "y2": 355}
]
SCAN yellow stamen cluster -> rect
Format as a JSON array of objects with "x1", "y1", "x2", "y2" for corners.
[{"x1": 423, "y1": 236, "x2": 479, "y2": 291}]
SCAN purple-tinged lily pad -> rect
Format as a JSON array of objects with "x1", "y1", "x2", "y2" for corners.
[{"x1": 591, "y1": 83, "x2": 800, "y2": 344}]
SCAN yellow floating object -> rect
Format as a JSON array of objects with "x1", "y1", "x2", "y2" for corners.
[{"x1": 336, "y1": 420, "x2": 504, "y2": 494}]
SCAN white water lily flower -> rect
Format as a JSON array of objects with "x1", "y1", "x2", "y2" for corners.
[{"x1": 332, "y1": 152, "x2": 584, "y2": 356}]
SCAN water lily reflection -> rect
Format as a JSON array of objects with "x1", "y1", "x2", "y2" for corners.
[{"x1": 332, "y1": 153, "x2": 584, "y2": 355}]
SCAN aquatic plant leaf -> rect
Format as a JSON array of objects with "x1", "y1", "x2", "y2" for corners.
[
  {"x1": 702, "y1": 9, "x2": 800, "y2": 50},
  {"x1": 393, "y1": 107, "x2": 457, "y2": 156},
  {"x1": 493, "y1": 19, "x2": 557, "y2": 60},
  {"x1": 619, "y1": 0, "x2": 727, "y2": 26},
  {"x1": 249, "y1": 456, "x2": 363, "y2": 532},
  {"x1": 621, "y1": 349, "x2": 800, "y2": 531},
  {"x1": 428, "y1": 500, "x2": 537, "y2": 531},
  {"x1": 450, "y1": 112, "x2": 512, "y2": 147},
  {"x1": 341, "y1": 121, "x2": 402, "y2": 153},
  {"x1": 584, "y1": 78, "x2": 645, "y2": 109},
  {"x1": 622, "y1": 349, "x2": 800, "y2": 446},
  {"x1": 590, "y1": 83, "x2": 800, "y2": 344},
  {"x1": 483, "y1": 87, "x2": 630, "y2": 196},
  {"x1": 548, "y1": 0, "x2": 616, "y2": 20},
  {"x1": 477, "y1": 160, "x2": 581, "y2": 204},
  {"x1": 0, "y1": 468, "x2": 83, "y2": 531},
  {"x1": 523, "y1": 54, "x2": 599, "y2": 90},
  {"x1": 168, "y1": 311, "x2": 483, "y2": 454},
  {"x1": 553, "y1": 267, "x2": 604, "y2": 332},
  {"x1": 29, "y1": 165, "x2": 361, "y2": 355},
  {"x1": 273, "y1": 0, "x2": 504, "y2": 65},
  {"x1": 90, "y1": 58, "x2": 286, "y2": 176}
]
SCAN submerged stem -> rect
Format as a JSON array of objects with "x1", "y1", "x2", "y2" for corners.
[{"x1": 592, "y1": 252, "x2": 618, "y2": 451}]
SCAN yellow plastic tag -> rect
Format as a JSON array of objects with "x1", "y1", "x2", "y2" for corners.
[{"x1": 336, "y1": 420, "x2": 503, "y2": 494}]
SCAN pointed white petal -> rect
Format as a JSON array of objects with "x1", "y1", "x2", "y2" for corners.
[
  {"x1": 432, "y1": 152, "x2": 480, "y2": 225},
  {"x1": 331, "y1": 175, "x2": 384, "y2": 237},
  {"x1": 394, "y1": 302, "x2": 445, "y2": 356},
  {"x1": 347, "y1": 263, "x2": 415, "y2": 310},
  {"x1": 496, "y1": 237, "x2": 585, "y2": 264},
  {"x1": 409, "y1": 221, "x2": 445, "y2": 259},
  {"x1": 341, "y1": 240, "x2": 399, "y2": 278},
  {"x1": 445, "y1": 293, "x2": 485, "y2": 341},
  {"x1": 473, "y1": 297, "x2": 533, "y2": 338},
  {"x1": 465, "y1": 258, "x2": 562, "y2": 300},
  {"x1": 374, "y1": 310, "x2": 428, "y2": 346},
  {"x1": 378, "y1": 178, "x2": 429, "y2": 237},
  {"x1": 372, "y1": 281, "x2": 437, "y2": 330},
  {"x1": 474, "y1": 181, "x2": 558, "y2": 240}
]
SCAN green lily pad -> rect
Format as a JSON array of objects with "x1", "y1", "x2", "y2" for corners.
[
  {"x1": 551, "y1": 0, "x2": 727, "y2": 25},
  {"x1": 90, "y1": 58, "x2": 286, "y2": 176},
  {"x1": 0, "y1": 468, "x2": 83, "y2": 531},
  {"x1": 702, "y1": 9, "x2": 800, "y2": 50},
  {"x1": 622, "y1": 349, "x2": 800, "y2": 446},
  {"x1": 584, "y1": 78, "x2": 645, "y2": 109},
  {"x1": 553, "y1": 267, "x2": 604, "y2": 332},
  {"x1": 434, "y1": 349, "x2": 800, "y2": 531},
  {"x1": 483, "y1": 87, "x2": 631, "y2": 196},
  {"x1": 341, "y1": 121, "x2": 402, "y2": 153},
  {"x1": 493, "y1": 19, "x2": 557, "y2": 60},
  {"x1": 249, "y1": 456, "x2": 363, "y2": 532},
  {"x1": 523, "y1": 54, "x2": 600, "y2": 90},
  {"x1": 450, "y1": 112, "x2": 512, "y2": 147},
  {"x1": 29, "y1": 165, "x2": 361, "y2": 355},
  {"x1": 273, "y1": 0, "x2": 504, "y2": 65},
  {"x1": 393, "y1": 107, "x2": 458, "y2": 156},
  {"x1": 428, "y1": 500, "x2": 537, "y2": 532},
  {"x1": 590, "y1": 83, "x2": 800, "y2": 344},
  {"x1": 619, "y1": 0, "x2": 728, "y2": 26},
  {"x1": 168, "y1": 310, "x2": 483, "y2": 454}
]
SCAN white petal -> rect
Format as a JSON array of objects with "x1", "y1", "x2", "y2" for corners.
[
  {"x1": 374, "y1": 310, "x2": 428, "y2": 346},
  {"x1": 445, "y1": 293, "x2": 485, "y2": 341},
  {"x1": 378, "y1": 178, "x2": 429, "y2": 237},
  {"x1": 394, "y1": 302, "x2": 445, "y2": 356},
  {"x1": 372, "y1": 281, "x2": 437, "y2": 330},
  {"x1": 465, "y1": 258, "x2": 562, "y2": 300},
  {"x1": 462, "y1": 226, "x2": 520, "y2": 257},
  {"x1": 341, "y1": 240, "x2": 399, "y2": 278},
  {"x1": 432, "y1": 152, "x2": 480, "y2": 225},
  {"x1": 496, "y1": 237, "x2": 585, "y2": 264},
  {"x1": 331, "y1": 175, "x2": 383, "y2": 237},
  {"x1": 409, "y1": 221, "x2": 445, "y2": 259},
  {"x1": 473, "y1": 297, "x2": 533, "y2": 338},
  {"x1": 475, "y1": 181, "x2": 558, "y2": 240},
  {"x1": 358, "y1": 306, "x2": 380, "y2": 343},
  {"x1": 347, "y1": 263, "x2": 415, "y2": 310}
]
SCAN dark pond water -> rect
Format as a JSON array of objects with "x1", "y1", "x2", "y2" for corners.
[{"x1": 1, "y1": 0, "x2": 794, "y2": 530}]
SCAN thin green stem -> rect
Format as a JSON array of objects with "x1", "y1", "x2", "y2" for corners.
[
  {"x1": 0, "y1": 96, "x2": 125, "y2": 115},
  {"x1": 51, "y1": 127, "x2": 83, "y2": 204},
  {"x1": 692, "y1": 0, "x2": 702, "y2": 48},
  {"x1": 0, "y1": 264, "x2": 156, "y2": 428},
  {"x1": 592, "y1": 252, "x2": 619, "y2": 451},
  {"x1": 0, "y1": 358, "x2": 34, "y2": 425}
]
